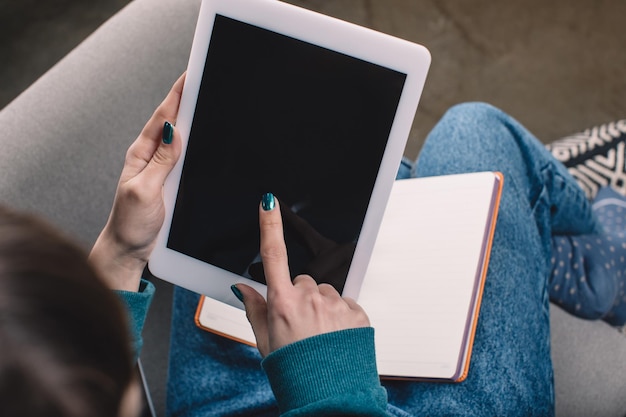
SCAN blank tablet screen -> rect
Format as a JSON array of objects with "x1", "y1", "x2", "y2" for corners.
[{"x1": 167, "y1": 15, "x2": 406, "y2": 292}]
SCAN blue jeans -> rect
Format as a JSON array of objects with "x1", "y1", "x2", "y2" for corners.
[{"x1": 166, "y1": 103, "x2": 599, "y2": 417}]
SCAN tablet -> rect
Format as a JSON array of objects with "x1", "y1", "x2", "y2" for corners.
[{"x1": 149, "y1": 0, "x2": 430, "y2": 308}]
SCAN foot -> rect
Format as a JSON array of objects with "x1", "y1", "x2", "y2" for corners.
[{"x1": 549, "y1": 187, "x2": 626, "y2": 326}]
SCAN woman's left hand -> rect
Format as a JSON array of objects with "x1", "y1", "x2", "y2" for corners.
[{"x1": 89, "y1": 73, "x2": 185, "y2": 291}]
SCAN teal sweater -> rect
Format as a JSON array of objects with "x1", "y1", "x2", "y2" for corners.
[{"x1": 115, "y1": 280, "x2": 390, "y2": 416}]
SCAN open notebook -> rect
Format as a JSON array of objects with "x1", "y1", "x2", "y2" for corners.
[{"x1": 196, "y1": 171, "x2": 503, "y2": 381}]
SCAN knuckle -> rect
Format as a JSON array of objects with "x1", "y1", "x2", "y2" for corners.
[
  {"x1": 119, "y1": 181, "x2": 151, "y2": 205},
  {"x1": 269, "y1": 298, "x2": 296, "y2": 322},
  {"x1": 292, "y1": 274, "x2": 314, "y2": 286},
  {"x1": 124, "y1": 145, "x2": 139, "y2": 166},
  {"x1": 259, "y1": 214, "x2": 282, "y2": 231},
  {"x1": 152, "y1": 106, "x2": 170, "y2": 124},
  {"x1": 355, "y1": 307, "x2": 371, "y2": 327},
  {"x1": 244, "y1": 308, "x2": 256, "y2": 325},
  {"x1": 244, "y1": 308, "x2": 253, "y2": 322},
  {"x1": 358, "y1": 313, "x2": 370, "y2": 326},
  {"x1": 152, "y1": 146, "x2": 174, "y2": 167},
  {"x1": 309, "y1": 291, "x2": 325, "y2": 309},
  {"x1": 260, "y1": 243, "x2": 287, "y2": 263},
  {"x1": 318, "y1": 283, "x2": 337, "y2": 294}
]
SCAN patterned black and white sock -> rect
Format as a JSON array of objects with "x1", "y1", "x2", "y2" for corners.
[{"x1": 546, "y1": 120, "x2": 626, "y2": 199}]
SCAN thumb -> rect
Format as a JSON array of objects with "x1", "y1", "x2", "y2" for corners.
[
  {"x1": 234, "y1": 283, "x2": 270, "y2": 357},
  {"x1": 141, "y1": 121, "x2": 182, "y2": 190}
]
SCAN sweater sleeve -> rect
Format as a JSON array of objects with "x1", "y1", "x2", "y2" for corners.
[
  {"x1": 114, "y1": 279, "x2": 155, "y2": 361},
  {"x1": 261, "y1": 327, "x2": 391, "y2": 417}
]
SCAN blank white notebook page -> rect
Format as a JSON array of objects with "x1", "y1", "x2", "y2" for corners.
[{"x1": 358, "y1": 172, "x2": 499, "y2": 380}]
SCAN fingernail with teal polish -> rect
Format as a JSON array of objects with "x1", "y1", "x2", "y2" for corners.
[
  {"x1": 261, "y1": 193, "x2": 275, "y2": 211},
  {"x1": 231, "y1": 284, "x2": 244, "y2": 302},
  {"x1": 162, "y1": 121, "x2": 174, "y2": 144}
]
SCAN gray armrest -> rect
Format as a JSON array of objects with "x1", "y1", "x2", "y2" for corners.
[
  {"x1": 550, "y1": 306, "x2": 626, "y2": 416},
  {"x1": 0, "y1": 0, "x2": 200, "y2": 246},
  {"x1": 0, "y1": 2, "x2": 200, "y2": 414}
]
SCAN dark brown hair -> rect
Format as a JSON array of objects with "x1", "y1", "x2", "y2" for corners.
[{"x1": 0, "y1": 206, "x2": 133, "y2": 417}]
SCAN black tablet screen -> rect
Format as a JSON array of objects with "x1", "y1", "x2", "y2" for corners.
[{"x1": 167, "y1": 15, "x2": 406, "y2": 292}]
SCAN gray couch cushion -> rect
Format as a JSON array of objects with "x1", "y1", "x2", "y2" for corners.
[
  {"x1": 1, "y1": 0, "x2": 624, "y2": 416},
  {"x1": 551, "y1": 306, "x2": 626, "y2": 416},
  {"x1": 0, "y1": 0, "x2": 200, "y2": 246}
]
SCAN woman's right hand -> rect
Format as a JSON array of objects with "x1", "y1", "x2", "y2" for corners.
[{"x1": 235, "y1": 194, "x2": 371, "y2": 357}]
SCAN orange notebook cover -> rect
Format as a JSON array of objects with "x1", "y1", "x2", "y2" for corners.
[{"x1": 196, "y1": 171, "x2": 503, "y2": 381}]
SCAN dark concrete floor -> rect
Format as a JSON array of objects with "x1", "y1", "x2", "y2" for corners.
[
  {"x1": 4, "y1": 0, "x2": 626, "y2": 155},
  {"x1": 287, "y1": 0, "x2": 626, "y2": 158}
]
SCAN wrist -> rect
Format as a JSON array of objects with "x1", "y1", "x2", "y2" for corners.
[{"x1": 89, "y1": 226, "x2": 147, "y2": 292}]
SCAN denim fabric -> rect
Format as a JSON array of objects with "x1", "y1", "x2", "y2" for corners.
[
  {"x1": 166, "y1": 103, "x2": 598, "y2": 417},
  {"x1": 167, "y1": 285, "x2": 277, "y2": 417}
]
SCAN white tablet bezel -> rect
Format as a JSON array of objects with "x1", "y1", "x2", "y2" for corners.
[{"x1": 149, "y1": 0, "x2": 430, "y2": 308}]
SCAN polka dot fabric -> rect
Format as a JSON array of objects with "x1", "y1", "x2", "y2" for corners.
[{"x1": 549, "y1": 186, "x2": 626, "y2": 326}]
